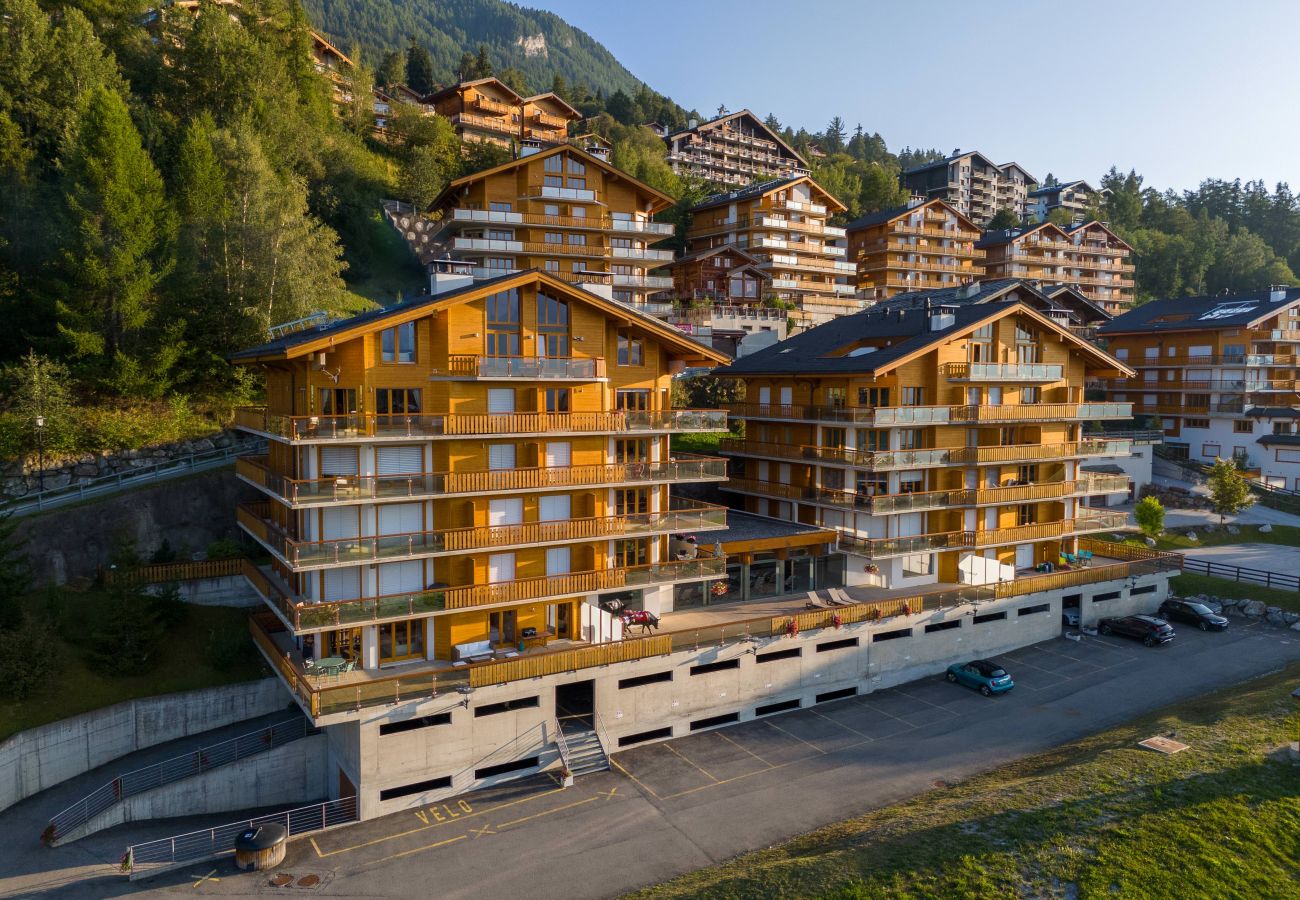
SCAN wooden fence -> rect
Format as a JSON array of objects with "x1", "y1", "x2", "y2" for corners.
[{"x1": 101, "y1": 557, "x2": 243, "y2": 585}]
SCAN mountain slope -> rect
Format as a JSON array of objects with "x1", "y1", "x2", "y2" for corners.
[{"x1": 304, "y1": 0, "x2": 648, "y2": 96}]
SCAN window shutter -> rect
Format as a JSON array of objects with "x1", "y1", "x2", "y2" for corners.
[
  {"x1": 320, "y1": 447, "x2": 359, "y2": 476},
  {"x1": 376, "y1": 446, "x2": 423, "y2": 475},
  {"x1": 488, "y1": 389, "x2": 515, "y2": 413},
  {"x1": 321, "y1": 507, "x2": 359, "y2": 540},
  {"x1": 488, "y1": 444, "x2": 516, "y2": 470},
  {"x1": 544, "y1": 442, "x2": 571, "y2": 467},
  {"x1": 489, "y1": 498, "x2": 523, "y2": 526},
  {"x1": 378, "y1": 502, "x2": 423, "y2": 535},
  {"x1": 539, "y1": 494, "x2": 570, "y2": 522},
  {"x1": 322, "y1": 567, "x2": 360, "y2": 601}
]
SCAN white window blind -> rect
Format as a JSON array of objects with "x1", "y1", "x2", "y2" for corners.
[
  {"x1": 539, "y1": 494, "x2": 570, "y2": 522},
  {"x1": 488, "y1": 389, "x2": 515, "y2": 413},
  {"x1": 375, "y1": 446, "x2": 422, "y2": 475},
  {"x1": 544, "y1": 442, "x2": 571, "y2": 467},
  {"x1": 488, "y1": 444, "x2": 516, "y2": 470},
  {"x1": 320, "y1": 447, "x2": 359, "y2": 476},
  {"x1": 378, "y1": 502, "x2": 422, "y2": 535}
]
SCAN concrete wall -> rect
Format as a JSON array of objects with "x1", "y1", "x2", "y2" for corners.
[
  {"x1": 0, "y1": 678, "x2": 286, "y2": 814},
  {"x1": 59, "y1": 734, "x2": 327, "y2": 844},
  {"x1": 144, "y1": 575, "x2": 261, "y2": 608},
  {"x1": 19, "y1": 468, "x2": 253, "y2": 586},
  {"x1": 320, "y1": 568, "x2": 1172, "y2": 820}
]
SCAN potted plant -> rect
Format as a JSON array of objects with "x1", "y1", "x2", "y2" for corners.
[
  {"x1": 710, "y1": 581, "x2": 729, "y2": 598},
  {"x1": 560, "y1": 767, "x2": 574, "y2": 788}
]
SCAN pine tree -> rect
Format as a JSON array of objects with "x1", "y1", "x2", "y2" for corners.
[
  {"x1": 456, "y1": 51, "x2": 475, "y2": 82},
  {"x1": 473, "y1": 44, "x2": 493, "y2": 78},
  {"x1": 376, "y1": 49, "x2": 404, "y2": 88},
  {"x1": 550, "y1": 74, "x2": 569, "y2": 101},
  {"x1": 405, "y1": 42, "x2": 435, "y2": 94},
  {"x1": 0, "y1": 510, "x2": 31, "y2": 630},
  {"x1": 54, "y1": 86, "x2": 175, "y2": 395}
]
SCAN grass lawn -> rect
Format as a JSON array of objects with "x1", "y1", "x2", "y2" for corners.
[
  {"x1": 1171, "y1": 573, "x2": 1300, "y2": 613},
  {"x1": 1155, "y1": 523, "x2": 1300, "y2": 550},
  {"x1": 0, "y1": 589, "x2": 266, "y2": 741},
  {"x1": 636, "y1": 665, "x2": 1300, "y2": 900}
]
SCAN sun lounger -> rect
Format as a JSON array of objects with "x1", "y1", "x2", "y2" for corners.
[{"x1": 805, "y1": 591, "x2": 834, "y2": 609}]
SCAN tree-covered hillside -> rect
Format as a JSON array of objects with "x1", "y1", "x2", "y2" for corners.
[{"x1": 304, "y1": 0, "x2": 648, "y2": 98}]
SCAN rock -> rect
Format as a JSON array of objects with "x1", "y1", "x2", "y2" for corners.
[
  {"x1": 193, "y1": 438, "x2": 216, "y2": 452},
  {"x1": 1266, "y1": 611, "x2": 1289, "y2": 628},
  {"x1": 73, "y1": 464, "x2": 98, "y2": 478},
  {"x1": 213, "y1": 433, "x2": 233, "y2": 448},
  {"x1": 1283, "y1": 611, "x2": 1300, "y2": 626},
  {"x1": 42, "y1": 472, "x2": 71, "y2": 490},
  {"x1": 1259, "y1": 523, "x2": 1273, "y2": 534},
  {"x1": 1185, "y1": 531, "x2": 1199, "y2": 542},
  {"x1": 1241, "y1": 600, "x2": 1267, "y2": 617},
  {"x1": 1227, "y1": 525, "x2": 1241, "y2": 535},
  {"x1": 1144, "y1": 537, "x2": 1158, "y2": 548},
  {"x1": 1292, "y1": 621, "x2": 1300, "y2": 632}
]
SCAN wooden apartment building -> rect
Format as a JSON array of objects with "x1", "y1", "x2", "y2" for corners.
[
  {"x1": 844, "y1": 199, "x2": 985, "y2": 299},
  {"x1": 664, "y1": 110, "x2": 810, "y2": 187},
  {"x1": 978, "y1": 221, "x2": 1135, "y2": 313},
  {"x1": 425, "y1": 78, "x2": 581, "y2": 150}
]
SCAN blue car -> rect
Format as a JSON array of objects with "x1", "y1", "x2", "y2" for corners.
[{"x1": 946, "y1": 659, "x2": 1014, "y2": 696}]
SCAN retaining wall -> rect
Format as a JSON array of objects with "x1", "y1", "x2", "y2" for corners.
[
  {"x1": 144, "y1": 575, "x2": 260, "y2": 608},
  {"x1": 0, "y1": 678, "x2": 285, "y2": 813},
  {"x1": 59, "y1": 734, "x2": 328, "y2": 844}
]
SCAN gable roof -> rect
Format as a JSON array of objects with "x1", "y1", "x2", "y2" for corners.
[
  {"x1": 231, "y1": 270, "x2": 730, "y2": 365},
  {"x1": 1028, "y1": 179, "x2": 1096, "y2": 198},
  {"x1": 1100, "y1": 287, "x2": 1300, "y2": 336},
  {"x1": 671, "y1": 244, "x2": 768, "y2": 269},
  {"x1": 692, "y1": 174, "x2": 848, "y2": 214},
  {"x1": 523, "y1": 92, "x2": 581, "y2": 119},
  {"x1": 424, "y1": 77, "x2": 523, "y2": 105},
  {"x1": 997, "y1": 161, "x2": 1037, "y2": 182},
  {"x1": 427, "y1": 143, "x2": 675, "y2": 213},
  {"x1": 844, "y1": 198, "x2": 979, "y2": 234},
  {"x1": 874, "y1": 278, "x2": 1050, "y2": 311},
  {"x1": 1065, "y1": 220, "x2": 1132, "y2": 250},
  {"x1": 718, "y1": 297, "x2": 1129, "y2": 379},
  {"x1": 666, "y1": 109, "x2": 809, "y2": 170},
  {"x1": 903, "y1": 150, "x2": 999, "y2": 176},
  {"x1": 976, "y1": 221, "x2": 1069, "y2": 248}
]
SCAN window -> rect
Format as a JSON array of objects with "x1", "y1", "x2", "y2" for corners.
[
  {"x1": 1017, "y1": 504, "x2": 1036, "y2": 526},
  {"x1": 618, "y1": 727, "x2": 673, "y2": 747},
  {"x1": 567, "y1": 233, "x2": 586, "y2": 246},
  {"x1": 901, "y1": 387, "x2": 925, "y2": 406},
  {"x1": 566, "y1": 158, "x2": 586, "y2": 175},
  {"x1": 690, "y1": 712, "x2": 740, "y2": 731},
  {"x1": 924, "y1": 620, "x2": 961, "y2": 633},
  {"x1": 825, "y1": 387, "x2": 846, "y2": 408},
  {"x1": 616, "y1": 438, "x2": 648, "y2": 463},
  {"x1": 1017, "y1": 464, "x2": 1039, "y2": 483},
  {"x1": 489, "y1": 201, "x2": 512, "y2": 212},
  {"x1": 543, "y1": 175, "x2": 563, "y2": 188},
  {"x1": 474, "y1": 696, "x2": 540, "y2": 717},
  {"x1": 614, "y1": 539, "x2": 648, "y2": 567},
  {"x1": 816, "y1": 637, "x2": 858, "y2": 652},
  {"x1": 873, "y1": 628, "x2": 912, "y2": 642},
  {"x1": 756, "y1": 647, "x2": 801, "y2": 663},
  {"x1": 857, "y1": 430, "x2": 887, "y2": 452},
  {"x1": 378, "y1": 618, "x2": 425, "y2": 662},
  {"x1": 690, "y1": 659, "x2": 740, "y2": 676},
  {"x1": 543, "y1": 154, "x2": 562, "y2": 173},
  {"x1": 544, "y1": 260, "x2": 559, "y2": 272},
  {"x1": 616, "y1": 389, "x2": 650, "y2": 411},
  {"x1": 816, "y1": 687, "x2": 857, "y2": 703},
  {"x1": 544, "y1": 388, "x2": 570, "y2": 412},
  {"x1": 823, "y1": 427, "x2": 846, "y2": 449},
  {"x1": 615, "y1": 488, "x2": 648, "y2": 515},
  {"x1": 619, "y1": 671, "x2": 673, "y2": 689},
  {"x1": 543, "y1": 204, "x2": 560, "y2": 216},
  {"x1": 380, "y1": 322, "x2": 416, "y2": 363},
  {"x1": 902, "y1": 553, "x2": 931, "y2": 576},
  {"x1": 1092, "y1": 590, "x2": 1121, "y2": 602},
  {"x1": 537, "y1": 293, "x2": 569, "y2": 357},
  {"x1": 755, "y1": 699, "x2": 801, "y2": 716},
  {"x1": 567, "y1": 177, "x2": 586, "y2": 189},
  {"x1": 318, "y1": 388, "x2": 357, "y2": 416},
  {"x1": 1202, "y1": 443, "x2": 1221, "y2": 458},
  {"x1": 379, "y1": 775, "x2": 452, "y2": 801},
  {"x1": 375, "y1": 388, "x2": 422, "y2": 418},
  {"x1": 486, "y1": 288, "x2": 521, "y2": 357},
  {"x1": 475, "y1": 757, "x2": 540, "y2": 779},
  {"x1": 1234, "y1": 420, "x2": 1253, "y2": 433},
  {"x1": 379, "y1": 713, "x2": 452, "y2": 736},
  {"x1": 973, "y1": 611, "x2": 1007, "y2": 624},
  {"x1": 858, "y1": 387, "x2": 891, "y2": 407},
  {"x1": 544, "y1": 231, "x2": 563, "y2": 245},
  {"x1": 1017, "y1": 603, "x2": 1049, "y2": 616},
  {"x1": 898, "y1": 429, "x2": 924, "y2": 450},
  {"x1": 1185, "y1": 418, "x2": 1210, "y2": 429},
  {"x1": 1021, "y1": 386, "x2": 1041, "y2": 404},
  {"x1": 617, "y1": 330, "x2": 644, "y2": 366}
]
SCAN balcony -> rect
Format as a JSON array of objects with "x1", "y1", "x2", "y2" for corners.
[
  {"x1": 452, "y1": 112, "x2": 517, "y2": 135},
  {"x1": 236, "y1": 454, "x2": 727, "y2": 507},
  {"x1": 531, "y1": 110, "x2": 568, "y2": 129},
  {"x1": 719, "y1": 439, "x2": 1132, "y2": 469},
  {"x1": 443, "y1": 208, "x2": 673, "y2": 236},
  {"x1": 611, "y1": 218, "x2": 675, "y2": 236},
  {"x1": 238, "y1": 498, "x2": 728, "y2": 570},
  {"x1": 473, "y1": 96, "x2": 513, "y2": 115},
  {"x1": 837, "y1": 512, "x2": 1131, "y2": 559},
  {"x1": 234, "y1": 408, "x2": 727, "y2": 442},
  {"x1": 942, "y1": 362, "x2": 1064, "y2": 382},
  {"x1": 443, "y1": 355, "x2": 606, "y2": 380},
  {"x1": 526, "y1": 182, "x2": 600, "y2": 203},
  {"x1": 727, "y1": 401, "x2": 1131, "y2": 427},
  {"x1": 610, "y1": 246, "x2": 675, "y2": 262},
  {"x1": 247, "y1": 556, "x2": 727, "y2": 634},
  {"x1": 611, "y1": 273, "x2": 672, "y2": 289}
]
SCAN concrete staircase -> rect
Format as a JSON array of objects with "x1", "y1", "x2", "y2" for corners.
[{"x1": 557, "y1": 721, "x2": 609, "y2": 777}]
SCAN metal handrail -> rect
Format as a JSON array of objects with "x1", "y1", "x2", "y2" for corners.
[
  {"x1": 46, "y1": 717, "x2": 308, "y2": 844},
  {"x1": 4, "y1": 440, "x2": 266, "y2": 517},
  {"x1": 554, "y1": 719, "x2": 573, "y2": 773}
]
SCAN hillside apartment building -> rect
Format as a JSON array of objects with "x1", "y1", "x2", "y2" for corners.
[
  {"x1": 844, "y1": 199, "x2": 986, "y2": 300},
  {"x1": 418, "y1": 144, "x2": 678, "y2": 313},
  {"x1": 425, "y1": 78, "x2": 581, "y2": 150},
  {"x1": 902, "y1": 152, "x2": 1036, "y2": 225},
  {"x1": 1098, "y1": 287, "x2": 1300, "y2": 488},
  {"x1": 1026, "y1": 180, "x2": 1105, "y2": 224},
  {"x1": 977, "y1": 221, "x2": 1136, "y2": 314},
  {"x1": 664, "y1": 110, "x2": 811, "y2": 187},
  {"x1": 680, "y1": 176, "x2": 859, "y2": 326}
]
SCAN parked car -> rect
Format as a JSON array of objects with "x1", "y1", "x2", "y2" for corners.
[
  {"x1": 1158, "y1": 598, "x2": 1229, "y2": 631},
  {"x1": 946, "y1": 659, "x2": 1014, "y2": 696},
  {"x1": 1062, "y1": 608, "x2": 1081, "y2": 627},
  {"x1": 1098, "y1": 614, "x2": 1175, "y2": 646}
]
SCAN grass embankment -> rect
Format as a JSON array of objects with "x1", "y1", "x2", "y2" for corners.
[
  {"x1": 1154, "y1": 523, "x2": 1300, "y2": 551},
  {"x1": 671, "y1": 433, "x2": 727, "y2": 455},
  {"x1": 1171, "y1": 573, "x2": 1300, "y2": 613},
  {"x1": 637, "y1": 666, "x2": 1300, "y2": 900},
  {"x1": 0, "y1": 589, "x2": 264, "y2": 741}
]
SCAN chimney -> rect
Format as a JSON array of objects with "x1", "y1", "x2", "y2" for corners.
[
  {"x1": 958, "y1": 281, "x2": 981, "y2": 300},
  {"x1": 1270, "y1": 285, "x2": 1289, "y2": 302},
  {"x1": 929, "y1": 303, "x2": 957, "y2": 332},
  {"x1": 518, "y1": 138, "x2": 544, "y2": 158},
  {"x1": 585, "y1": 143, "x2": 610, "y2": 162},
  {"x1": 574, "y1": 270, "x2": 614, "y2": 301},
  {"x1": 687, "y1": 118, "x2": 698, "y2": 130},
  {"x1": 429, "y1": 259, "x2": 475, "y2": 295}
]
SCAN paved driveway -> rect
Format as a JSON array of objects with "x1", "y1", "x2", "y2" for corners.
[
  {"x1": 25, "y1": 622, "x2": 1300, "y2": 899},
  {"x1": 1182, "y1": 541, "x2": 1300, "y2": 575}
]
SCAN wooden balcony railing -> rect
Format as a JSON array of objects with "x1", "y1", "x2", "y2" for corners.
[
  {"x1": 238, "y1": 454, "x2": 727, "y2": 506},
  {"x1": 233, "y1": 408, "x2": 728, "y2": 441},
  {"x1": 837, "y1": 513, "x2": 1131, "y2": 559},
  {"x1": 727, "y1": 401, "x2": 1132, "y2": 426},
  {"x1": 444, "y1": 356, "x2": 606, "y2": 379},
  {"x1": 238, "y1": 499, "x2": 727, "y2": 569},
  {"x1": 246, "y1": 556, "x2": 728, "y2": 632}
]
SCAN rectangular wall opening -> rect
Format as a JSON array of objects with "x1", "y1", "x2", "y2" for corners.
[
  {"x1": 619, "y1": 671, "x2": 675, "y2": 689},
  {"x1": 474, "y1": 756, "x2": 540, "y2": 779},
  {"x1": 973, "y1": 611, "x2": 1007, "y2": 624},
  {"x1": 379, "y1": 775, "x2": 452, "y2": 801},
  {"x1": 617, "y1": 727, "x2": 673, "y2": 747},
  {"x1": 755, "y1": 698, "x2": 801, "y2": 716},
  {"x1": 475, "y1": 696, "x2": 541, "y2": 717},
  {"x1": 1018, "y1": 603, "x2": 1050, "y2": 616},
  {"x1": 689, "y1": 712, "x2": 740, "y2": 731},
  {"x1": 816, "y1": 687, "x2": 857, "y2": 703},
  {"x1": 756, "y1": 647, "x2": 802, "y2": 664},
  {"x1": 816, "y1": 637, "x2": 859, "y2": 653},
  {"x1": 924, "y1": 620, "x2": 961, "y2": 633},
  {"x1": 873, "y1": 628, "x2": 912, "y2": 642},
  {"x1": 380, "y1": 712, "x2": 453, "y2": 736},
  {"x1": 690, "y1": 659, "x2": 741, "y2": 676}
]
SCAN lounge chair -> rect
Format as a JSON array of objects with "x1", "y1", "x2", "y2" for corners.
[
  {"x1": 828, "y1": 588, "x2": 855, "y2": 606},
  {"x1": 805, "y1": 591, "x2": 834, "y2": 609}
]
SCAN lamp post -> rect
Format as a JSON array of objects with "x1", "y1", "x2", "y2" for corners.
[{"x1": 34, "y1": 415, "x2": 46, "y2": 492}]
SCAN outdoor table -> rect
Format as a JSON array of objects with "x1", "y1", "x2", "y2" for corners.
[{"x1": 316, "y1": 656, "x2": 345, "y2": 675}]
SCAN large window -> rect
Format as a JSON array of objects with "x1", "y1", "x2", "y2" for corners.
[
  {"x1": 616, "y1": 389, "x2": 650, "y2": 411},
  {"x1": 617, "y1": 330, "x2": 644, "y2": 366},
  {"x1": 545, "y1": 388, "x2": 571, "y2": 412},
  {"x1": 380, "y1": 322, "x2": 416, "y2": 363},
  {"x1": 379, "y1": 619, "x2": 425, "y2": 663},
  {"x1": 486, "y1": 289, "x2": 521, "y2": 357},
  {"x1": 318, "y1": 388, "x2": 357, "y2": 416},
  {"x1": 614, "y1": 539, "x2": 648, "y2": 568},
  {"x1": 376, "y1": 389, "x2": 422, "y2": 422},
  {"x1": 615, "y1": 488, "x2": 648, "y2": 515},
  {"x1": 537, "y1": 292, "x2": 570, "y2": 357}
]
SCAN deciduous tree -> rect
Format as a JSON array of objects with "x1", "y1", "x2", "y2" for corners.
[{"x1": 1207, "y1": 457, "x2": 1255, "y2": 526}]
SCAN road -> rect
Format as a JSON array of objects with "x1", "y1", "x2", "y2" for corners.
[{"x1": 19, "y1": 621, "x2": 1300, "y2": 899}]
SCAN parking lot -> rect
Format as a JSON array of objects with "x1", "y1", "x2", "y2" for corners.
[{"x1": 612, "y1": 632, "x2": 1147, "y2": 802}]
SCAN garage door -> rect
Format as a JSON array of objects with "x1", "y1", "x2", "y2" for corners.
[
  {"x1": 489, "y1": 498, "x2": 523, "y2": 526},
  {"x1": 378, "y1": 560, "x2": 424, "y2": 595},
  {"x1": 544, "y1": 442, "x2": 571, "y2": 467},
  {"x1": 378, "y1": 502, "x2": 423, "y2": 535},
  {"x1": 539, "y1": 494, "x2": 570, "y2": 522},
  {"x1": 322, "y1": 567, "x2": 360, "y2": 601},
  {"x1": 321, "y1": 507, "x2": 359, "y2": 540},
  {"x1": 376, "y1": 446, "x2": 423, "y2": 475},
  {"x1": 320, "y1": 447, "x2": 359, "y2": 476}
]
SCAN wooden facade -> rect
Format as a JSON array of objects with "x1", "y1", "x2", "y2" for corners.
[
  {"x1": 684, "y1": 176, "x2": 857, "y2": 325},
  {"x1": 231, "y1": 271, "x2": 730, "y2": 676},
  {"x1": 845, "y1": 200, "x2": 985, "y2": 299},
  {"x1": 720, "y1": 303, "x2": 1135, "y2": 589},
  {"x1": 979, "y1": 221, "x2": 1135, "y2": 313},
  {"x1": 426, "y1": 78, "x2": 580, "y2": 150},
  {"x1": 665, "y1": 110, "x2": 810, "y2": 187}
]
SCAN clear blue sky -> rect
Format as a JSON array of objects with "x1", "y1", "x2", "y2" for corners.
[{"x1": 535, "y1": 0, "x2": 1298, "y2": 193}]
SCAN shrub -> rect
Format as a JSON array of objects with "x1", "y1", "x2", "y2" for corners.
[
  {"x1": 1135, "y1": 495, "x2": 1165, "y2": 539},
  {"x1": 205, "y1": 538, "x2": 243, "y2": 560},
  {"x1": 0, "y1": 614, "x2": 61, "y2": 700},
  {"x1": 150, "y1": 538, "x2": 178, "y2": 564},
  {"x1": 86, "y1": 582, "x2": 166, "y2": 675},
  {"x1": 149, "y1": 583, "x2": 188, "y2": 629}
]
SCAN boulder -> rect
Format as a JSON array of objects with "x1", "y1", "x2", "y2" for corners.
[
  {"x1": 193, "y1": 438, "x2": 216, "y2": 452},
  {"x1": 1227, "y1": 525, "x2": 1241, "y2": 535},
  {"x1": 1266, "y1": 610, "x2": 1289, "y2": 628},
  {"x1": 72, "y1": 464, "x2": 98, "y2": 478},
  {"x1": 1283, "y1": 611, "x2": 1300, "y2": 626},
  {"x1": 42, "y1": 472, "x2": 71, "y2": 491},
  {"x1": 1184, "y1": 531, "x2": 1199, "y2": 541},
  {"x1": 1259, "y1": 523, "x2": 1273, "y2": 534},
  {"x1": 1291, "y1": 621, "x2": 1300, "y2": 632},
  {"x1": 1144, "y1": 537, "x2": 1158, "y2": 548},
  {"x1": 1241, "y1": 600, "x2": 1267, "y2": 617}
]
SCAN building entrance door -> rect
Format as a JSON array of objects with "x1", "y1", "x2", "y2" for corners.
[{"x1": 555, "y1": 679, "x2": 594, "y2": 727}]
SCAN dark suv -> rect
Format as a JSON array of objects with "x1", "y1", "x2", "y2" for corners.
[
  {"x1": 1099, "y1": 614, "x2": 1175, "y2": 646},
  {"x1": 1158, "y1": 598, "x2": 1229, "y2": 632}
]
